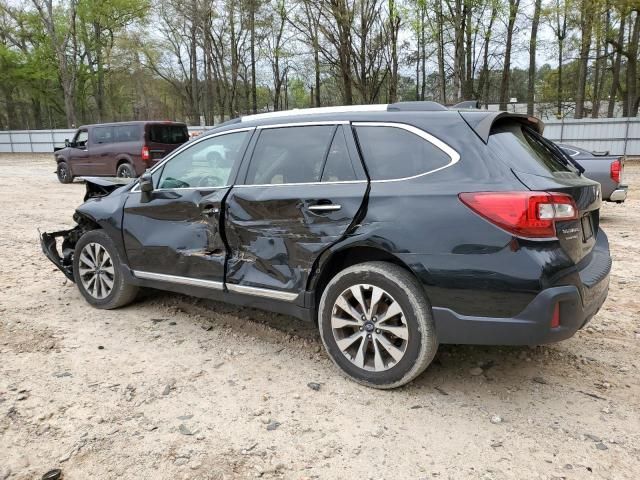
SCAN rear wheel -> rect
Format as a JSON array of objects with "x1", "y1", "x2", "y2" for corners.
[
  {"x1": 73, "y1": 230, "x2": 138, "y2": 309},
  {"x1": 318, "y1": 261, "x2": 438, "y2": 389},
  {"x1": 56, "y1": 161, "x2": 73, "y2": 184},
  {"x1": 116, "y1": 162, "x2": 135, "y2": 178}
]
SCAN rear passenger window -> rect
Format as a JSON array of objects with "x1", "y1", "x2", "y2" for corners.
[
  {"x1": 354, "y1": 125, "x2": 451, "y2": 180},
  {"x1": 113, "y1": 125, "x2": 139, "y2": 142},
  {"x1": 245, "y1": 126, "x2": 335, "y2": 185},
  {"x1": 93, "y1": 127, "x2": 113, "y2": 143},
  {"x1": 321, "y1": 128, "x2": 356, "y2": 182},
  {"x1": 93, "y1": 126, "x2": 113, "y2": 144}
]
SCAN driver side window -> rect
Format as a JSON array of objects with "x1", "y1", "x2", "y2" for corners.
[
  {"x1": 75, "y1": 130, "x2": 88, "y2": 148},
  {"x1": 158, "y1": 131, "x2": 250, "y2": 189}
]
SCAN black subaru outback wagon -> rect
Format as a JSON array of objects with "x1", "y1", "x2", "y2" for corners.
[{"x1": 41, "y1": 102, "x2": 611, "y2": 389}]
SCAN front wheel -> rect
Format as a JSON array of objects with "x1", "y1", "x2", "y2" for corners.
[
  {"x1": 318, "y1": 261, "x2": 438, "y2": 389},
  {"x1": 73, "y1": 230, "x2": 138, "y2": 309},
  {"x1": 56, "y1": 161, "x2": 74, "y2": 184}
]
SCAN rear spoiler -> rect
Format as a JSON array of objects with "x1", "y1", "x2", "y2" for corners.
[{"x1": 458, "y1": 111, "x2": 544, "y2": 143}]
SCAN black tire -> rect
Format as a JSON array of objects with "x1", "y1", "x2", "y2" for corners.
[
  {"x1": 116, "y1": 162, "x2": 135, "y2": 178},
  {"x1": 318, "y1": 261, "x2": 438, "y2": 389},
  {"x1": 56, "y1": 161, "x2": 73, "y2": 184},
  {"x1": 73, "y1": 230, "x2": 138, "y2": 309}
]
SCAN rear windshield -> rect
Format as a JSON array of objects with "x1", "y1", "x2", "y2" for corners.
[
  {"x1": 488, "y1": 123, "x2": 577, "y2": 176},
  {"x1": 147, "y1": 124, "x2": 189, "y2": 144}
]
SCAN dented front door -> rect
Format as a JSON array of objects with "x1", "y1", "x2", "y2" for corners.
[
  {"x1": 121, "y1": 129, "x2": 253, "y2": 284},
  {"x1": 122, "y1": 187, "x2": 229, "y2": 282}
]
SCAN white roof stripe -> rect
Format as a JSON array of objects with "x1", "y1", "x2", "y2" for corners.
[{"x1": 240, "y1": 104, "x2": 389, "y2": 122}]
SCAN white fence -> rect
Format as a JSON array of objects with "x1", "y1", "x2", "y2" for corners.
[
  {"x1": 0, "y1": 127, "x2": 210, "y2": 154},
  {"x1": 543, "y1": 117, "x2": 640, "y2": 157},
  {"x1": 1, "y1": 118, "x2": 639, "y2": 156}
]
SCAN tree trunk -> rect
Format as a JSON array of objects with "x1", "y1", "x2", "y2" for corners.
[
  {"x1": 527, "y1": 0, "x2": 542, "y2": 116},
  {"x1": 388, "y1": 0, "x2": 400, "y2": 103},
  {"x1": 499, "y1": 0, "x2": 520, "y2": 110},
  {"x1": 608, "y1": 15, "x2": 625, "y2": 117},
  {"x1": 249, "y1": 0, "x2": 257, "y2": 114},
  {"x1": 189, "y1": 0, "x2": 199, "y2": 125},
  {"x1": 477, "y1": 3, "x2": 497, "y2": 107},
  {"x1": 575, "y1": 0, "x2": 593, "y2": 119},
  {"x1": 436, "y1": 0, "x2": 446, "y2": 103},
  {"x1": 626, "y1": 11, "x2": 639, "y2": 116},
  {"x1": 314, "y1": 46, "x2": 321, "y2": 106},
  {"x1": 464, "y1": 2, "x2": 473, "y2": 99},
  {"x1": 420, "y1": 4, "x2": 426, "y2": 100}
]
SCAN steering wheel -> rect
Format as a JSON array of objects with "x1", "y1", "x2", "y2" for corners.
[{"x1": 197, "y1": 175, "x2": 223, "y2": 188}]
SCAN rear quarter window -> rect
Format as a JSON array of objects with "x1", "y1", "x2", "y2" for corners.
[
  {"x1": 488, "y1": 123, "x2": 576, "y2": 176},
  {"x1": 354, "y1": 125, "x2": 452, "y2": 180},
  {"x1": 148, "y1": 124, "x2": 189, "y2": 144}
]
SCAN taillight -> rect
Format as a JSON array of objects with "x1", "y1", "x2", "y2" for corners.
[
  {"x1": 459, "y1": 191, "x2": 578, "y2": 239},
  {"x1": 610, "y1": 158, "x2": 622, "y2": 183},
  {"x1": 141, "y1": 145, "x2": 150, "y2": 162},
  {"x1": 550, "y1": 303, "x2": 560, "y2": 328}
]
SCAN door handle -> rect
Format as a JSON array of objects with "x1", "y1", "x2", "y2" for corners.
[
  {"x1": 200, "y1": 205, "x2": 220, "y2": 217},
  {"x1": 308, "y1": 204, "x2": 341, "y2": 212}
]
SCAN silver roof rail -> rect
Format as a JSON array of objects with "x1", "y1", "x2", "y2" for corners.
[{"x1": 240, "y1": 104, "x2": 389, "y2": 122}]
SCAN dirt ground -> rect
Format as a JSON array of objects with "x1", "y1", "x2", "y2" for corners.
[{"x1": 0, "y1": 154, "x2": 639, "y2": 480}]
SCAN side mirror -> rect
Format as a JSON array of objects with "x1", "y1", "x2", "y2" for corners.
[
  {"x1": 140, "y1": 172, "x2": 154, "y2": 193},
  {"x1": 64, "y1": 138, "x2": 70, "y2": 147}
]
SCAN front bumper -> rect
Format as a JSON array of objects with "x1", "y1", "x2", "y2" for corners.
[
  {"x1": 432, "y1": 243, "x2": 611, "y2": 346},
  {"x1": 39, "y1": 228, "x2": 78, "y2": 281},
  {"x1": 608, "y1": 185, "x2": 628, "y2": 202}
]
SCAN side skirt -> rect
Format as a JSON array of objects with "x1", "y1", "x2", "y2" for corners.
[{"x1": 129, "y1": 270, "x2": 314, "y2": 322}]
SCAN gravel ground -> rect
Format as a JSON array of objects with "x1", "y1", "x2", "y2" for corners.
[{"x1": 1, "y1": 154, "x2": 639, "y2": 480}]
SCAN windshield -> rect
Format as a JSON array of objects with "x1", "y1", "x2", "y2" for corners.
[
  {"x1": 488, "y1": 123, "x2": 578, "y2": 176},
  {"x1": 148, "y1": 124, "x2": 189, "y2": 144}
]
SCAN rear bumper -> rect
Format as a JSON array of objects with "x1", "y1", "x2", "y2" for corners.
[
  {"x1": 608, "y1": 186, "x2": 628, "y2": 202},
  {"x1": 433, "y1": 241, "x2": 611, "y2": 346}
]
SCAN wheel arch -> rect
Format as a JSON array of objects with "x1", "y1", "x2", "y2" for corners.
[
  {"x1": 308, "y1": 242, "x2": 422, "y2": 320},
  {"x1": 116, "y1": 155, "x2": 133, "y2": 167}
]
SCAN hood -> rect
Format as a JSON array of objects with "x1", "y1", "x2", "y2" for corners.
[{"x1": 80, "y1": 176, "x2": 134, "y2": 201}]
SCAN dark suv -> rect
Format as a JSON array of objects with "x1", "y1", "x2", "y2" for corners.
[
  {"x1": 54, "y1": 121, "x2": 189, "y2": 183},
  {"x1": 41, "y1": 103, "x2": 611, "y2": 389}
]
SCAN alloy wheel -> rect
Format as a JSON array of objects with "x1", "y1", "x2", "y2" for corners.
[
  {"x1": 331, "y1": 284, "x2": 409, "y2": 372},
  {"x1": 78, "y1": 242, "x2": 115, "y2": 299}
]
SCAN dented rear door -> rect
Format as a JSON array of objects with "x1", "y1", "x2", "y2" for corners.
[{"x1": 224, "y1": 124, "x2": 368, "y2": 296}]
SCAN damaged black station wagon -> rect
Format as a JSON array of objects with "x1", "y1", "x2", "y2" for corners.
[{"x1": 41, "y1": 102, "x2": 611, "y2": 389}]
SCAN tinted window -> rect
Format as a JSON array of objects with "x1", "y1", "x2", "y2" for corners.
[
  {"x1": 93, "y1": 126, "x2": 113, "y2": 144},
  {"x1": 321, "y1": 128, "x2": 356, "y2": 182},
  {"x1": 245, "y1": 126, "x2": 335, "y2": 185},
  {"x1": 355, "y1": 125, "x2": 451, "y2": 180},
  {"x1": 158, "y1": 131, "x2": 249, "y2": 189},
  {"x1": 113, "y1": 124, "x2": 140, "y2": 142},
  {"x1": 149, "y1": 124, "x2": 189, "y2": 144},
  {"x1": 489, "y1": 124, "x2": 575, "y2": 175}
]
